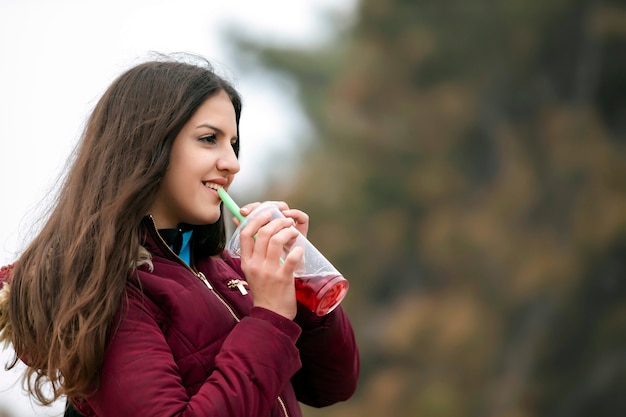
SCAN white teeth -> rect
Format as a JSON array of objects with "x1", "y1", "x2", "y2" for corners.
[{"x1": 203, "y1": 182, "x2": 223, "y2": 190}]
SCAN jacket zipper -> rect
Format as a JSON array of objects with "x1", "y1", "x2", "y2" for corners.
[
  {"x1": 277, "y1": 396, "x2": 289, "y2": 417},
  {"x1": 147, "y1": 216, "x2": 288, "y2": 417},
  {"x1": 226, "y1": 279, "x2": 249, "y2": 295},
  {"x1": 197, "y1": 271, "x2": 240, "y2": 322},
  {"x1": 147, "y1": 216, "x2": 241, "y2": 322}
]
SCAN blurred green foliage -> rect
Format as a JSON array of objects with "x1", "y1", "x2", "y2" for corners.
[{"x1": 232, "y1": 0, "x2": 626, "y2": 416}]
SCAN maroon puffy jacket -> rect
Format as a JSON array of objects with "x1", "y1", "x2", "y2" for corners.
[{"x1": 66, "y1": 220, "x2": 360, "y2": 416}]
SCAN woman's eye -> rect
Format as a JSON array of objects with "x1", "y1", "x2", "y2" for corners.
[{"x1": 199, "y1": 134, "x2": 217, "y2": 144}]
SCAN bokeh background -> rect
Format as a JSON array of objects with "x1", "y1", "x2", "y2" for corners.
[{"x1": 2, "y1": 0, "x2": 625, "y2": 416}]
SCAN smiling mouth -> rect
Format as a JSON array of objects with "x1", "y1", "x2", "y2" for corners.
[{"x1": 203, "y1": 182, "x2": 223, "y2": 191}]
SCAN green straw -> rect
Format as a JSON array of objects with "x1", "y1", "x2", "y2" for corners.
[{"x1": 217, "y1": 187, "x2": 246, "y2": 222}]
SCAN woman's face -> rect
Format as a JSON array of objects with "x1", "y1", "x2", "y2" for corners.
[{"x1": 149, "y1": 90, "x2": 240, "y2": 229}]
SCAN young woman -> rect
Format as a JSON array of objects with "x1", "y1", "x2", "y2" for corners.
[{"x1": 0, "y1": 56, "x2": 359, "y2": 417}]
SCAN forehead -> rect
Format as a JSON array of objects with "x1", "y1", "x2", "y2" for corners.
[{"x1": 188, "y1": 91, "x2": 236, "y2": 126}]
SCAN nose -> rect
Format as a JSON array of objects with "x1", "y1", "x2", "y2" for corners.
[{"x1": 217, "y1": 143, "x2": 240, "y2": 174}]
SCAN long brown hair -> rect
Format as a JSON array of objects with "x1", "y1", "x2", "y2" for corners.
[{"x1": 6, "y1": 55, "x2": 242, "y2": 404}]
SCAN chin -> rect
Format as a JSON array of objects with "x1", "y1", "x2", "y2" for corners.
[
  {"x1": 185, "y1": 205, "x2": 222, "y2": 226},
  {"x1": 199, "y1": 213, "x2": 222, "y2": 226}
]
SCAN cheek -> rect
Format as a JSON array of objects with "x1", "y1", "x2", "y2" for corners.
[
  {"x1": 159, "y1": 165, "x2": 192, "y2": 203},
  {"x1": 167, "y1": 156, "x2": 196, "y2": 184}
]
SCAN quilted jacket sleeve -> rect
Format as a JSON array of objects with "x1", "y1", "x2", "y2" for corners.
[
  {"x1": 0, "y1": 264, "x2": 12, "y2": 285},
  {"x1": 0, "y1": 264, "x2": 14, "y2": 344},
  {"x1": 221, "y1": 254, "x2": 360, "y2": 408},
  {"x1": 79, "y1": 283, "x2": 303, "y2": 417},
  {"x1": 291, "y1": 303, "x2": 360, "y2": 407}
]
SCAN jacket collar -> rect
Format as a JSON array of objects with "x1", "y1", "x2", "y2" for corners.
[{"x1": 141, "y1": 216, "x2": 182, "y2": 261}]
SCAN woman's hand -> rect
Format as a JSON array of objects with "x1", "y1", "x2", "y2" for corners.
[
  {"x1": 236, "y1": 201, "x2": 310, "y2": 237},
  {"x1": 237, "y1": 207, "x2": 305, "y2": 320}
]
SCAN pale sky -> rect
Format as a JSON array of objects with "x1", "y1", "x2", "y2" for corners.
[{"x1": 0, "y1": 0, "x2": 356, "y2": 415}]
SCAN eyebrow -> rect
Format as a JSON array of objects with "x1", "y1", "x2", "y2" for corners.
[{"x1": 196, "y1": 123, "x2": 238, "y2": 141}]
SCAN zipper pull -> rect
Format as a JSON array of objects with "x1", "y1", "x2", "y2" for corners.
[
  {"x1": 227, "y1": 279, "x2": 249, "y2": 296},
  {"x1": 197, "y1": 272, "x2": 213, "y2": 290}
]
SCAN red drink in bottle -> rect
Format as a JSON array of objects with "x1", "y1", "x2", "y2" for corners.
[{"x1": 295, "y1": 273, "x2": 349, "y2": 316}]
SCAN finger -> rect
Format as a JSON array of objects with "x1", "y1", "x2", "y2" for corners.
[
  {"x1": 281, "y1": 209, "x2": 309, "y2": 225},
  {"x1": 281, "y1": 209, "x2": 309, "y2": 236},
  {"x1": 231, "y1": 203, "x2": 259, "y2": 228},
  {"x1": 274, "y1": 201, "x2": 291, "y2": 211},
  {"x1": 239, "y1": 202, "x2": 262, "y2": 218},
  {"x1": 239, "y1": 211, "x2": 272, "y2": 260},
  {"x1": 239, "y1": 202, "x2": 286, "y2": 225},
  {"x1": 265, "y1": 226, "x2": 300, "y2": 265},
  {"x1": 282, "y1": 245, "x2": 304, "y2": 275},
  {"x1": 244, "y1": 213, "x2": 292, "y2": 259},
  {"x1": 252, "y1": 218, "x2": 295, "y2": 260}
]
